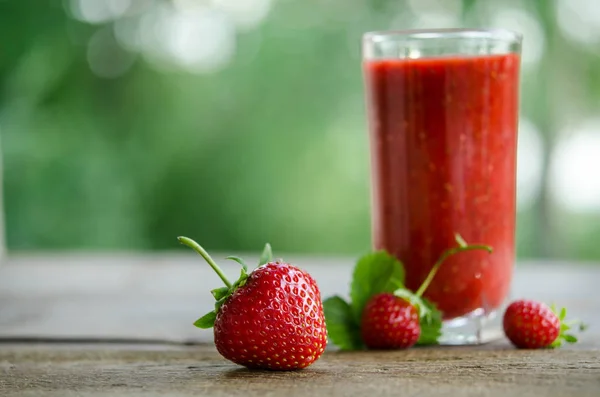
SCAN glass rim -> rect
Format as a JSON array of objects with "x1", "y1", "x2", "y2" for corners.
[{"x1": 363, "y1": 28, "x2": 522, "y2": 44}]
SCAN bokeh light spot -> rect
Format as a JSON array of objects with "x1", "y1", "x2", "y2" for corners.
[{"x1": 549, "y1": 119, "x2": 600, "y2": 213}]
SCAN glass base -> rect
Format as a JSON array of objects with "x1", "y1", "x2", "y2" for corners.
[{"x1": 438, "y1": 303, "x2": 507, "y2": 345}]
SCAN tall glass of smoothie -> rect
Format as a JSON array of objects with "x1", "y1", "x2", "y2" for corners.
[{"x1": 363, "y1": 29, "x2": 522, "y2": 344}]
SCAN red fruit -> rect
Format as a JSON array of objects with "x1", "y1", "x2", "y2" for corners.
[
  {"x1": 215, "y1": 262, "x2": 327, "y2": 370},
  {"x1": 361, "y1": 293, "x2": 420, "y2": 349},
  {"x1": 178, "y1": 236, "x2": 327, "y2": 371},
  {"x1": 503, "y1": 300, "x2": 565, "y2": 349}
]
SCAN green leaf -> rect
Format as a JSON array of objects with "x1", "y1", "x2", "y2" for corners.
[
  {"x1": 225, "y1": 255, "x2": 250, "y2": 290},
  {"x1": 214, "y1": 295, "x2": 228, "y2": 312},
  {"x1": 392, "y1": 288, "x2": 442, "y2": 345},
  {"x1": 416, "y1": 297, "x2": 442, "y2": 345},
  {"x1": 559, "y1": 307, "x2": 567, "y2": 321},
  {"x1": 323, "y1": 296, "x2": 363, "y2": 350},
  {"x1": 258, "y1": 243, "x2": 273, "y2": 266},
  {"x1": 193, "y1": 311, "x2": 217, "y2": 329},
  {"x1": 350, "y1": 251, "x2": 405, "y2": 323},
  {"x1": 226, "y1": 256, "x2": 248, "y2": 272},
  {"x1": 211, "y1": 287, "x2": 229, "y2": 300},
  {"x1": 231, "y1": 267, "x2": 250, "y2": 290},
  {"x1": 563, "y1": 334, "x2": 578, "y2": 343},
  {"x1": 206, "y1": 257, "x2": 251, "y2": 315},
  {"x1": 239, "y1": 267, "x2": 249, "y2": 283},
  {"x1": 393, "y1": 288, "x2": 428, "y2": 319},
  {"x1": 550, "y1": 306, "x2": 587, "y2": 348}
]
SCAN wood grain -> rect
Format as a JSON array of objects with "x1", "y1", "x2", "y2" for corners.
[
  {"x1": 1, "y1": 255, "x2": 599, "y2": 396},
  {"x1": 1, "y1": 344, "x2": 599, "y2": 397},
  {"x1": 1, "y1": 254, "x2": 599, "y2": 344}
]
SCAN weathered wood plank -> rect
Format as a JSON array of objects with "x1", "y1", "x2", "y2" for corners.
[
  {"x1": 0, "y1": 255, "x2": 599, "y2": 346},
  {"x1": 1, "y1": 344, "x2": 599, "y2": 397},
  {"x1": 1, "y1": 255, "x2": 599, "y2": 396}
]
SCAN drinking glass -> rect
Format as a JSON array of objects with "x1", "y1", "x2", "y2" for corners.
[{"x1": 363, "y1": 28, "x2": 522, "y2": 344}]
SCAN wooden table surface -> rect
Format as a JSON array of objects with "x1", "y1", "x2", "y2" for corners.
[{"x1": 1, "y1": 253, "x2": 599, "y2": 396}]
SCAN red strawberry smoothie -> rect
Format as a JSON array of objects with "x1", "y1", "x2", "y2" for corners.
[{"x1": 364, "y1": 53, "x2": 520, "y2": 320}]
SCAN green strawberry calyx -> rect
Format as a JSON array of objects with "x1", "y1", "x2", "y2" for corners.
[
  {"x1": 177, "y1": 236, "x2": 273, "y2": 329},
  {"x1": 549, "y1": 304, "x2": 588, "y2": 348}
]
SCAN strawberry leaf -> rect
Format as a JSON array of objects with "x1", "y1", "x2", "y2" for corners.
[
  {"x1": 214, "y1": 295, "x2": 229, "y2": 312},
  {"x1": 211, "y1": 287, "x2": 229, "y2": 300},
  {"x1": 559, "y1": 307, "x2": 567, "y2": 321},
  {"x1": 393, "y1": 288, "x2": 429, "y2": 318},
  {"x1": 323, "y1": 296, "x2": 363, "y2": 351},
  {"x1": 549, "y1": 305, "x2": 586, "y2": 348},
  {"x1": 350, "y1": 251, "x2": 405, "y2": 323},
  {"x1": 194, "y1": 311, "x2": 217, "y2": 329},
  {"x1": 226, "y1": 256, "x2": 248, "y2": 273},
  {"x1": 180, "y1": 237, "x2": 282, "y2": 332},
  {"x1": 563, "y1": 334, "x2": 578, "y2": 343},
  {"x1": 232, "y1": 268, "x2": 249, "y2": 289},
  {"x1": 258, "y1": 243, "x2": 273, "y2": 267},
  {"x1": 393, "y1": 288, "x2": 442, "y2": 345},
  {"x1": 416, "y1": 297, "x2": 442, "y2": 345}
]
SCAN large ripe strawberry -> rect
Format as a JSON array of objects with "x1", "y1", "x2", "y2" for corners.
[
  {"x1": 178, "y1": 236, "x2": 327, "y2": 370},
  {"x1": 503, "y1": 299, "x2": 584, "y2": 349},
  {"x1": 361, "y1": 293, "x2": 420, "y2": 349}
]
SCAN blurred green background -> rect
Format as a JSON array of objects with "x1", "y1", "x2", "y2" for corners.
[{"x1": 1, "y1": 0, "x2": 599, "y2": 259}]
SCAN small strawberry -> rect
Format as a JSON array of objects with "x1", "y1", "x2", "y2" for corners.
[
  {"x1": 503, "y1": 299, "x2": 585, "y2": 349},
  {"x1": 178, "y1": 236, "x2": 327, "y2": 370},
  {"x1": 361, "y1": 293, "x2": 420, "y2": 349},
  {"x1": 359, "y1": 234, "x2": 492, "y2": 350}
]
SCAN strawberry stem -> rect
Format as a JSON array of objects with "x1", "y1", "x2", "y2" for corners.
[
  {"x1": 415, "y1": 237, "x2": 492, "y2": 298},
  {"x1": 178, "y1": 236, "x2": 232, "y2": 288}
]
